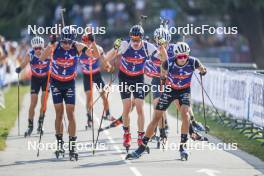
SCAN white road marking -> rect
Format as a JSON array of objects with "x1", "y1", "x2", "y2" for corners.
[
  {"x1": 77, "y1": 92, "x2": 143, "y2": 176},
  {"x1": 196, "y1": 168, "x2": 220, "y2": 176}
]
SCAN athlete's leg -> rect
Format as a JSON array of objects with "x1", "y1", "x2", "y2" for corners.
[
  {"x1": 54, "y1": 103, "x2": 64, "y2": 134},
  {"x1": 66, "y1": 104, "x2": 76, "y2": 136}
]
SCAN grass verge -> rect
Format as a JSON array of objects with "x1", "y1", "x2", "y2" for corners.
[
  {"x1": 145, "y1": 93, "x2": 264, "y2": 161},
  {"x1": 0, "y1": 85, "x2": 29, "y2": 150}
]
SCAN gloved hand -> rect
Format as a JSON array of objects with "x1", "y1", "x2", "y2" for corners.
[
  {"x1": 114, "y1": 38, "x2": 122, "y2": 49},
  {"x1": 199, "y1": 67, "x2": 207, "y2": 76},
  {"x1": 15, "y1": 67, "x2": 22, "y2": 74},
  {"x1": 49, "y1": 34, "x2": 58, "y2": 44},
  {"x1": 157, "y1": 37, "x2": 166, "y2": 46}
]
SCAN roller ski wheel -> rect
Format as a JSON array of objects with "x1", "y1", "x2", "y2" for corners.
[
  {"x1": 24, "y1": 127, "x2": 33, "y2": 138},
  {"x1": 145, "y1": 146, "x2": 150, "y2": 154},
  {"x1": 125, "y1": 145, "x2": 149, "y2": 160},
  {"x1": 55, "y1": 150, "x2": 65, "y2": 159},
  {"x1": 69, "y1": 152, "x2": 78, "y2": 161},
  {"x1": 180, "y1": 150, "x2": 189, "y2": 161},
  {"x1": 157, "y1": 140, "x2": 160, "y2": 149},
  {"x1": 126, "y1": 151, "x2": 140, "y2": 160}
]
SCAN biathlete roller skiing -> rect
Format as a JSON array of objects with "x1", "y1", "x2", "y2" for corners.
[
  {"x1": 144, "y1": 18, "x2": 174, "y2": 149},
  {"x1": 80, "y1": 31, "x2": 115, "y2": 131},
  {"x1": 40, "y1": 25, "x2": 101, "y2": 160},
  {"x1": 16, "y1": 36, "x2": 50, "y2": 137},
  {"x1": 126, "y1": 41, "x2": 207, "y2": 161},
  {"x1": 104, "y1": 16, "x2": 168, "y2": 153}
]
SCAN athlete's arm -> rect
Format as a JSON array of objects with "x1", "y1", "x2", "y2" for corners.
[
  {"x1": 39, "y1": 43, "x2": 55, "y2": 61},
  {"x1": 195, "y1": 59, "x2": 207, "y2": 75},
  {"x1": 158, "y1": 44, "x2": 168, "y2": 63},
  {"x1": 15, "y1": 53, "x2": 30, "y2": 73},
  {"x1": 105, "y1": 38, "x2": 123, "y2": 62},
  {"x1": 20, "y1": 53, "x2": 30, "y2": 69}
]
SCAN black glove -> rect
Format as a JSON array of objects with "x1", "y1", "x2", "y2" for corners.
[
  {"x1": 15, "y1": 67, "x2": 22, "y2": 74},
  {"x1": 49, "y1": 34, "x2": 57, "y2": 44},
  {"x1": 199, "y1": 70, "x2": 207, "y2": 76}
]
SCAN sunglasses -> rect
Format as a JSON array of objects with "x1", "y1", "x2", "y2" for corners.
[
  {"x1": 34, "y1": 47, "x2": 42, "y2": 51},
  {"x1": 176, "y1": 54, "x2": 188, "y2": 60}
]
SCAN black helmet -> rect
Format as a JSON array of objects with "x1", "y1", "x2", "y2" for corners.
[
  {"x1": 61, "y1": 26, "x2": 77, "y2": 42},
  {"x1": 129, "y1": 25, "x2": 144, "y2": 39}
]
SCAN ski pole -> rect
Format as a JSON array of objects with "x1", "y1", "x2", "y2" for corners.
[
  {"x1": 89, "y1": 48, "x2": 95, "y2": 156},
  {"x1": 199, "y1": 74, "x2": 208, "y2": 133},
  {"x1": 176, "y1": 109, "x2": 179, "y2": 134},
  {"x1": 194, "y1": 72, "x2": 223, "y2": 122},
  {"x1": 93, "y1": 73, "x2": 114, "y2": 154},
  {"x1": 37, "y1": 45, "x2": 54, "y2": 157},
  {"x1": 17, "y1": 73, "x2": 20, "y2": 136},
  {"x1": 93, "y1": 51, "x2": 118, "y2": 154}
]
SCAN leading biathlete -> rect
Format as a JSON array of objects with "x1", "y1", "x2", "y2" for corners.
[{"x1": 40, "y1": 26, "x2": 101, "y2": 160}]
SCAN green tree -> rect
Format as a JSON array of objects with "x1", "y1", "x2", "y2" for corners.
[{"x1": 178, "y1": 0, "x2": 264, "y2": 68}]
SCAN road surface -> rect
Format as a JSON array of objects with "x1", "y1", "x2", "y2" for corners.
[{"x1": 0, "y1": 80, "x2": 264, "y2": 176}]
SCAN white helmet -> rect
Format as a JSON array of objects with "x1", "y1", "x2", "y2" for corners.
[
  {"x1": 174, "y1": 42, "x2": 190, "y2": 55},
  {"x1": 153, "y1": 27, "x2": 171, "y2": 44},
  {"x1": 31, "y1": 36, "x2": 44, "y2": 48}
]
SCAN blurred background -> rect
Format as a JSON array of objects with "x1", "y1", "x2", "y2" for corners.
[{"x1": 0, "y1": 0, "x2": 264, "y2": 85}]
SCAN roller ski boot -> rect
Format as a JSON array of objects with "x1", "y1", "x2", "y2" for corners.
[
  {"x1": 179, "y1": 146, "x2": 189, "y2": 161},
  {"x1": 85, "y1": 113, "x2": 92, "y2": 130},
  {"x1": 55, "y1": 134, "x2": 65, "y2": 159},
  {"x1": 126, "y1": 144, "x2": 150, "y2": 160},
  {"x1": 157, "y1": 128, "x2": 167, "y2": 149},
  {"x1": 24, "y1": 119, "x2": 33, "y2": 137},
  {"x1": 137, "y1": 132, "x2": 145, "y2": 146},
  {"x1": 123, "y1": 132, "x2": 131, "y2": 153},
  {"x1": 189, "y1": 123, "x2": 208, "y2": 141},
  {"x1": 37, "y1": 116, "x2": 44, "y2": 135},
  {"x1": 69, "y1": 136, "x2": 78, "y2": 161}
]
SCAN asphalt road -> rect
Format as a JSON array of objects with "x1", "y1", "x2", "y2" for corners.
[{"x1": 0, "y1": 81, "x2": 264, "y2": 176}]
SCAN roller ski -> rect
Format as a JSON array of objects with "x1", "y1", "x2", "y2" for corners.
[
  {"x1": 180, "y1": 147, "x2": 189, "y2": 161},
  {"x1": 125, "y1": 144, "x2": 150, "y2": 160},
  {"x1": 85, "y1": 113, "x2": 92, "y2": 130},
  {"x1": 24, "y1": 119, "x2": 33, "y2": 138},
  {"x1": 123, "y1": 132, "x2": 131, "y2": 153},
  {"x1": 189, "y1": 122, "x2": 208, "y2": 141},
  {"x1": 99, "y1": 116, "x2": 123, "y2": 132},
  {"x1": 36, "y1": 116, "x2": 44, "y2": 135},
  {"x1": 55, "y1": 134, "x2": 65, "y2": 159},
  {"x1": 69, "y1": 136, "x2": 78, "y2": 161}
]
